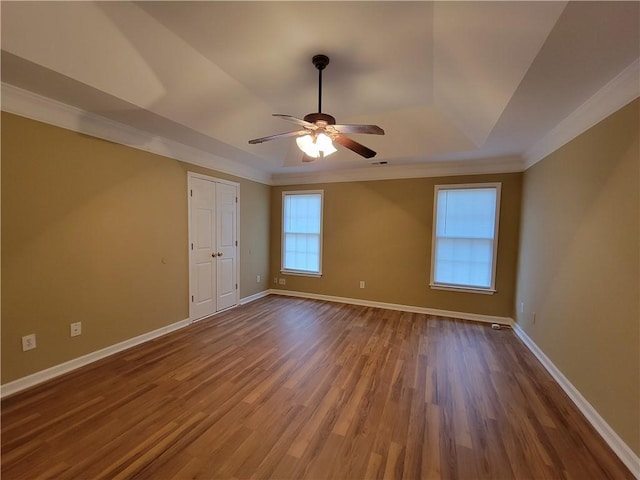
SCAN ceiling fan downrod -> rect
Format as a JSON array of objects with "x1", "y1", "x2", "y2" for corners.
[{"x1": 312, "y1": 54, "x2": 329, "y2": 114}]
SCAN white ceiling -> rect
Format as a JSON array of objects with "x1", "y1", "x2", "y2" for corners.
[{"x1": 1, "y1": 1, "x2": 639, "y2": 184}]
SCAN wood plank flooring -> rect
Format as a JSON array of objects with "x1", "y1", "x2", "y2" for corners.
[{"x1": 1, "y1": 295, "x2": 633, "y2": 479}]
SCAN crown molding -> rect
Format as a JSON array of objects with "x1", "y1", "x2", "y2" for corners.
[
  {"x1": 1, "y1": 83, "x2": 525, "y2": 187},
  {"x1": 9, "y1": 56, "x2": 635, "y2": 187},
  {"x1": 524, "y1": 58, "x2": 640, "y2": 169},
  {"x1": 1, "y1": 83, "x2": 272, "y2": 185},
  {"x1": 271, "y1": 155, "x2": 525, "y2": 186}
]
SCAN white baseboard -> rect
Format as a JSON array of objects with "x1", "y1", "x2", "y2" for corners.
[
  {"x1": 513, "y1": 323, "x2": 640, "y2": 478},
  {"x1": 5, "y1": 294, "x2": 635, "y2": 476},
  {"x1": 239, "y1": 290, "x2": 271, "y2": 305},
  {"x1": 268, "y1": 289, "x2": 513, "y2": 326},
  {"x1": 0, "y1": 318, "x2": 191, "y2": 399}
]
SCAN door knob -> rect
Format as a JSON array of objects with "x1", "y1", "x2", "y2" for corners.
[
  {"x1": 211, "y1": 253, "x2": 217, "y2": 257},
  {"x1": 217, "y1": 252, "x2": 223, "y2": 257}
]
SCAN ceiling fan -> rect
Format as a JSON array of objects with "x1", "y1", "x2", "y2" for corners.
[{"x1": 248, "y1": 54, "x2": 385, "y2": 161}]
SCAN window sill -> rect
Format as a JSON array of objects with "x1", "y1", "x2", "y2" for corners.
[
  {"x1": 429, "y1": 284, "x2": 496, "y2": 295},
  {"x1": 281, "y1": 270, "x2": 322, "y2": 278}
]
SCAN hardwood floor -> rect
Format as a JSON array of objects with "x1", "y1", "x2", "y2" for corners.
[{"x1": 1, "y1": 295, "x2": 633, "y2": 479}]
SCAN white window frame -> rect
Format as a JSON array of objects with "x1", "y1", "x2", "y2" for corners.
[
  {"x1": 429, "y1": 182, "x2": 501, "y2": 294},
  {"x1": 281, "y1": 190, "x2": 324, "y2": 277}
]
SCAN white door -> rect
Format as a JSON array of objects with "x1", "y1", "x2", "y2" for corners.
[
  {"x1": 189, "y1": 176, "x2": 238, "y2": 321},
  {"x1": 216, "y1": 183, "x2": 238, "y2": 311},
  {"x1": 190, "y1": 177, "x2": 217, "y2": 320}
]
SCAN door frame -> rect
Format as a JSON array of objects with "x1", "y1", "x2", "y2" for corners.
[{"x1": 187, "y1": 171, "x2": 240, "y2": 322}]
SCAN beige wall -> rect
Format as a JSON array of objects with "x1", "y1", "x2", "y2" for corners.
[
  {"x1": 3, "y1": 98, "x2": 636, "y2": 460},
  {"x1": 1, "y1": 112, "x2": 270, "y2": 383},
  {"x1": 515, "y1": 100, "x2": 639, "y2": 455},
  {"x1": 270, "y1": 173, "x2": 522, "y2": 319}
]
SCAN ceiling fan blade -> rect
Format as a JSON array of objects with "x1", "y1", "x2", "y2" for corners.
[
  {"x1": 332, "y1": 124, "x2": 385, "y2": 135},
  {"x1": 333, "y1": 134, "x2": 377, "y2": 158},
  {"x1": 273, "y1": 114, "x2": 317, "y2": 129},
  {"x1": 248, "y1": 130, "x2": 308, "y2": 144}
]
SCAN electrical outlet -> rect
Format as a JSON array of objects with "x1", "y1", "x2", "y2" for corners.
[
  {"x1": 256, "y1": 274, "x2": 261, "y2": 283},
  {"x1": 273, "y1": 277, "x2": 278, "y2": 284},
  {"x1": 359, "y1": 280, "x2": 365, "y2": 289},
  {"x1": 278, "y1": 278, "x2": 286, "y2": 285},
  {"x1": 70, "y1": 322, "x2": 82, "y2": 337},
  {"x1": 22, "y1": 334, "x2": 36, "y2": 351}
]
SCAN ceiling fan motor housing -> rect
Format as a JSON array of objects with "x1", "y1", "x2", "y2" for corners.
[{"x1": 303, "y1": 112, "x2": 336, "y2": 125}]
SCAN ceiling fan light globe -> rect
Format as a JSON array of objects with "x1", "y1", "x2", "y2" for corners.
[
  {"x1": 296, "y1": 134, "x2": 318, "y2": 157},
  {"x1": 296, "y1": 133, "x2": 336, "y2": 158},
  {"x1": 316, "y1": 133, "x2": 337, "y2": 156}
]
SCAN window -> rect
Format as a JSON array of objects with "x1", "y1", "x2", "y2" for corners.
[
  {"x1": 282, "y1": 190, "x2": 323, "y2": 275},
  {"x1": 430, "y1": 183, "x2": 501, "y2": 293}
]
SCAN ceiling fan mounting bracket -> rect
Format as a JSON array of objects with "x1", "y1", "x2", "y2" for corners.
[{"x1": 312, "y1": 54, "x2": 329, "y2": 71}]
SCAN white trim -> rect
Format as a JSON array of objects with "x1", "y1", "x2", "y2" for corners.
[
  {"x1": 0, "y1": 318, "x2": 190, "y2": 399},
  {"x1": 5, "y1": 56, "x2": 638, "y2": 187},
  {"x1": 280, "y1": 270, "x2": 322, "y2": 278},
  {"x1": 188, "y1": 171, "x2": 239, "y2": 188},
  {"x1": 239, "y1": 290, "x2": 270, "y2": 305},
  {"x1": 0, "y1": 85, "x2": 525, "y2": 185},
  {"x1": 513, "y1": 323, "x2": 640, "y2": 478},
  {"x1": 271, "y1": 156, "x2": 525, "y2": 186},
  {"x1": 1, "y1": 83, "x2": 272, "y2": 185},
  {"x1": 429, "y1": 284, "x2": 496, "y2": 295},
  {"x1": 236, "y1": 186, "x2": 242, "y2": 309},
  {"x1": 524, "y1": 58, "x2": 640, "y2": 169},
  {"x1": 268, "y1": 289, "x2": 513, "y2": 326},
  {"x1": 281, "y1": 190, "x2": 324, "y2": 276},
  {"x1": 430, "y1": 183, "x2": 501, "y2": 293}
]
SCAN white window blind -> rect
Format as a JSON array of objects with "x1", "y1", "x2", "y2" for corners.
[
  {"x1": 431, "y1": 185, "x2": 500, "y2": 291},
  {"x1": 282, "y1": 191, "x2": 323, "y2": 274}
]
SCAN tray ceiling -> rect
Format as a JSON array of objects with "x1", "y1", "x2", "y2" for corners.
[{"x1": 1, "y1": 1, "x2": 638, "y2": 183}]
